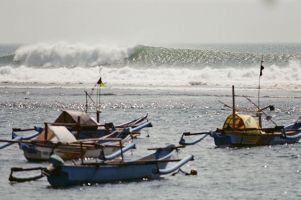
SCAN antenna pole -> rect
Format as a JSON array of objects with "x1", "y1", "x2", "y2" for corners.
[
  {"x1": 97, "y1": 86, "x2": 101, "y2": 111},
  {"x1": 232, "y1": 85, "x2": 235, "y2": 129},
  {"x1": 96, "y1": 110, "x2": 101, "y2": 123},
  {"x1": 258, "y1": 56, "x2": 264, "y2": 127},
  {"x1": 258, "y1": 57, "x2": 263, "y2": 108},
  {"x1": 85, "y1": 91, "x2": 88, "y2": 113}
]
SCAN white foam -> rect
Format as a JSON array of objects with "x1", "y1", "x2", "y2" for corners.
[{"x1": 0, "y1": 62, "x2": 300, "y2": 89}]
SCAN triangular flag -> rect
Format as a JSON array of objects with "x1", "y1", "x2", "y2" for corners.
[
  {"x1": 96, "y1": 77, "x2": 107, "y2": 88},
  {"x1": 97, "y1": 77, "x2": 103, "y2": 85}
]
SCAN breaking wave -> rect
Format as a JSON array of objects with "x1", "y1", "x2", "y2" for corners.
[
  {"x1": 12, "y1": 43, "x2": 129, "y2": 68},
  {"x1": 1, "y1": 42, "x2": 301, "y2": 68},
  {"x1": 0, "y1": 42, "x2": 301, "y2": 88},
  {"x1": 128, "y1": 45, "x2": 300, "y2": 67}
]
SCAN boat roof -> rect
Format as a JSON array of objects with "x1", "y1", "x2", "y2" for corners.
[
  {"x1": 223, "y1": 113, "x2": 260, "y2": 130},
  {"x1": 54, "y1": 110, "x2": 99, "y2": 127},
  {"x1": 36, "y1": 125, "x2": 77, "y2": 143}
]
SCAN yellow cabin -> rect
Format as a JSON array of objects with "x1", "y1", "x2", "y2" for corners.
[{"x1": 222, "y1": 113, "x2": 261, "y2": 134}]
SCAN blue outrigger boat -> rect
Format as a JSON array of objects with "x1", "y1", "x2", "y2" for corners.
[
  {"x1": 45, "y1": 145, "x2": 193, "y2": 187},
  {"x1": 0, "y1": 76, "x2": 153, "y2": 151},
  {"x1": 8, "y1": 110, "x2": 151, "y2": 142},
  {"x1": 180, "y1": 117, "x2": 301, "y2": 147},
  {"x1": 0, "y1": 119, "x2": 151, "y2": 161},
  {"x1": 8, "y1": 142, "x2": 137, "y2": 183},
  {"x1": 0, "y1": 85, "x2": 152, "y2": 161},
  {"x1": 9, "y1": 145, "x2": 194, "y2": 187},
  {"x1": 180, "y1": 85, "x2": 301, "y2": 147}
]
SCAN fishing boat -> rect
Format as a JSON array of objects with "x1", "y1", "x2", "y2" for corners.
[
  {"x1": 43, "y1": 109, "x2": 151, "y2": 139},
  {"x1": 0, "y1": 120, "x2": 150, "y2": 161},
  {"x1": 32, "y1": 145, "x2": 194, "y2": 187},
  {"x1": 8, "y1": 142, "x2": 137, "y2": 183},
  {"x1": 179, "y1": 86, "x2": 301, "y2": 147},
  {"x1": 0, "y1": 77, "x2": 152, "y2": 156},
  {"x1": 0, "y1": 113, "x2": 151, "y2": 161},
  {"x1": 10, "y1": 109, "x2": 151, "y2": 141}
]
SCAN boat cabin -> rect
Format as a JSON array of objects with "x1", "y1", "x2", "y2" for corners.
[
  {"x1": 222, "y1": 113, "x2": 261, "y2": 134},
  {"x1": 55, "y1": 110, "x2": 99, "y2": 129},
  {"x1": 36, "y1": 125, "x2": 77, "y2": 142}
]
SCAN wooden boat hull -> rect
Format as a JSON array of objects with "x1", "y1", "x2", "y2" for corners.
[
  {"x1": 14, "y1": 116, "x2": 151, "y2": 161},
  {"x1": 212, "y1": 130, "x2": 301, "y2": 147},
  {"x1": 20, "y1": 143, "x2": 121, "y2": 161},
  {"x1": 20, "y1": 131, "x2": 133, "y2": 161},
  {"x1": 47, "y1": 162, "x2": 167, "y2": 187},
  {"x1": 180, "y1": 121, "x2": 301, "y2": 148},
  {"x1": 45, "y1": 145, "x2": 193, "y2": 187}
]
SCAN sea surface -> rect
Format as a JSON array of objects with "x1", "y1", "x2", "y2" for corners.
[
  {"x1": 1, "y1": 42, "x2": 301, "y2": 89},
  {"x1": 0, "y1": 43, "x2": 300, "y2": 200}
]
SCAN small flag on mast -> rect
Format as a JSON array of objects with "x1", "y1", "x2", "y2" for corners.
[
  {"x1": 260, "y1": 59, "x2": 264, "y2": 76},
  {"x1": 97, "y1": 77, "x2": 107, "y2": 88}
]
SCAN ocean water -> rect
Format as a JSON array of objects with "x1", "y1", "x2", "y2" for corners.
[
  {"x1": 0, "y1": 43, "x2": 300, "y2": 199},
  {"x1": 0, "y1": 42, "x2": 301, "y2": 89}
]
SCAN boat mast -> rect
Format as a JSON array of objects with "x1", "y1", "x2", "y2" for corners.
[
  {"x1": 96, "y1": 77, "x2": 103, "y2": 123},
  {"x1": 232, "y1": 85, "x2": 235, "y2": 129},
  {"x1": 84, "y1": 76, "x2": 104, "y2": 122},
  {"x1": 257, "y1": 56, "x2": 264, "y2": 128},
  {"x1": 85, "y1": 91, "x2": 88, "y2": 113},
  {"x1": 84, "y1": 90, "x2": 96, "y2": 112}
]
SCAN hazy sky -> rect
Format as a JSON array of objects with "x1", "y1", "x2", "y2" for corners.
[{"x1": 1, "y1": 0, "x2": 301, "y2": 45}]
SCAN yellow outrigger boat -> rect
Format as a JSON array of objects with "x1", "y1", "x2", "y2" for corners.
[{"x1": 180, "y1": 85, "x2": 301, "y2": 147}]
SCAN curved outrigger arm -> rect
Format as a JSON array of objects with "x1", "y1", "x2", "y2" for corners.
[
  {"x1": 9, "y1": 167, "x2": 46, "y2": 183},
  {"x1": 179, "y1": 131, "x2": 212, "y2": 146},
  {"x1": 158, "y1": 155, "x2": 194, "y2": 175},
  {"x1": 117, "y1": 114, "x2": 149, "y2": 128},
  {"x1": 0, "y1": 128, "x2": 43, "y2": 150},
  {"x1": 125, "y1": 121, "x2": 153, "y2": 133},
  {"x1": 98, "y1": 143, "x2": 136, "y2": 160},
  {"x1": 281, "y1": 132, "x2": 301, "y2": 141}
]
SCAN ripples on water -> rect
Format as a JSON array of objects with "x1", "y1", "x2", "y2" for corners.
[{"x1": 0, "y1": 87, "x2": 300, "y2": 200}]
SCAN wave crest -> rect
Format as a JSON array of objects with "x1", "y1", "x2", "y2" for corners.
[
  {"x1": 5, "y1": 43, "x2": 301, "y2": 68},
  {"x1": 13, "y1": 42, "x2": 129, "y2": 68},
  {"x1": 128, "y1": 45, "x2": 299, "y2": 67}
]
